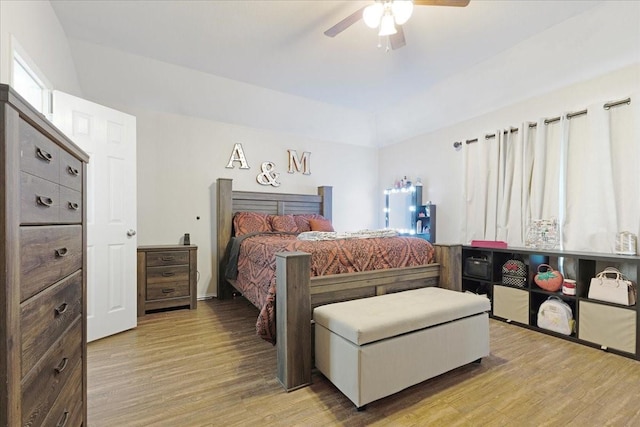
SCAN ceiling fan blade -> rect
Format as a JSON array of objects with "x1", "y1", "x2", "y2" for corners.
[
  {"x1": 324, "y1": 6, "x2": 367, "y2": 37},
  {"x1": 389, "y1": 25, "x2": 406, "y2": 50},
  {"x1": 414, "y1": 0, "x2": 470, "y2": 6}
]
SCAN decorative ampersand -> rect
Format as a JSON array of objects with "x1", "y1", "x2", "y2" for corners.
[{"x1": 256, "y1": 162, "x2": 280, "y2": 187}]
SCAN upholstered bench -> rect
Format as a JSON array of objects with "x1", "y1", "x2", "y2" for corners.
[{"x1": 313, "y1": 287, "x2": 490, "y2": 409}]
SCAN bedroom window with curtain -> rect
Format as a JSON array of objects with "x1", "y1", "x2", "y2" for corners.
[{"x1": 463, "y1": 94, "x2": 639, "y2": 253}]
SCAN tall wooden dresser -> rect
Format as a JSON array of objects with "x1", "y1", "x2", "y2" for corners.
[{"x1": 1, "y1": 84, "x2": 89, "y2": 426}]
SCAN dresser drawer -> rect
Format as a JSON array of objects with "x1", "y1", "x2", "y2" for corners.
[
  {"x1": 146, "y1": 280, "x2": 191, "y2": 300},
  {"x1": 59, "y1": 148, "x2": 83, "y2": 192},
  {"x1": 21, "y1": 270, "x2": 82, "y2": 376},
  {"x1": 20, "y1": 225, "x2": 83, "y2": 301},
  {"x1": 59, "y1": 186, "x2": 83, "y2": 223},
  {"x1": 20, "y1": 171, "x2": 60, "y2": 224},
  {"x1": 147, "y1": 265, "x2": 190, "y2": 283},
  {"x1": 21, "y1": 320, "x2": 82, "y2": 426},
  {"x1": 20, "y1": 118, "x2": 60, "y2": 183},
  {"x1": 40, "y1": 360, "x2": 83, "y2": 427},
  {"x1": 20, "y1": 172, "x2": 82, "y2": 225},
  {"x1": 147, "y1": 250, "x2": 189, "y2": 267}
]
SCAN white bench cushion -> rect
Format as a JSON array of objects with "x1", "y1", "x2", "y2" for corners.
[{"x1": 313, "y1": 287, "x2": 490, "y2": 346}]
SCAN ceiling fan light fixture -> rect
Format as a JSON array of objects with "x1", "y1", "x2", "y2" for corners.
[
  {"x1": 363, "y1": 3, "x2": 384, "y2": 28},
  {"x1": 378, "y1": 13, "x2": 397, "y2": 36},
  {"x1": 391, "y1": 0, "x2": 414, "y2": 25}
]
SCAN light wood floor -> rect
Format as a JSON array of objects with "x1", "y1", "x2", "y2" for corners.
[{"x1": 87, "y1": 297, "x2": 640, "y2": 427}]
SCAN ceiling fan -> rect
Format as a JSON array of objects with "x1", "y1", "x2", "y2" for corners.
[{"x1": 324, "y1": 0, "x2": 470, "y2": 50}]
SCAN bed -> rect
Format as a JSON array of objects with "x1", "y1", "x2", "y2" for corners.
[{"x1": 216, "y1": 178, "x2": 461, "y2": 391}]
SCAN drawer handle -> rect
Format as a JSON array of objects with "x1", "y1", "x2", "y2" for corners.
[
  {"x1": 36, "y1": 147, "x2": 53, "y2": 163},
  {"x1": 54, "y1": 357, "x2": 69, "y2": 374},
  {"x1": 54, "y1": 302, "x2": 68, "y2": 316},
  {"x1": 161, "y1": 256, "x2": 175, "y2": 261},
  {"x1": 36, "y1": 195, "x2": 54, "y2": 207},
  {"x1": 55, "y1": 247, "x2": 69, "y2": 257},
  {"x1": 162, "y1": 288, "x2": 176, "y2": 294},
  {"x1": 161, "y1": 272, "x2": 175, "y2": 277},
  {"x1": 68, "y1": 202, "x2": 79, "y2": 210},
  {"x1": 56, "y1": 410, "x2": 69, "y2": 427},
  {"x1": 67, "y1": 165, "x2": 79, "y2": 176}
]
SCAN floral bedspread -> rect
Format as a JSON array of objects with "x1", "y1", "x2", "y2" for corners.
[{"x1": 231, "y1": 233, "x2": 435, "y2": 344}]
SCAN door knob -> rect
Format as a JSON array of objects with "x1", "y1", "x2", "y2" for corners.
[{"x1": 127, "y1": 229, "x2": 137, "y2": 237}]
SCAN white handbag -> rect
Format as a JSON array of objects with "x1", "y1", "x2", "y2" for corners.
[
  {"x1": 588, "y1": 267, "x2": 637, "y2": 306},
  {"x1": 537, "y1": 297, "x2": 574, "y2": 335}
]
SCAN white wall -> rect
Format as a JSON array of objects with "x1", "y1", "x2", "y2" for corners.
[
  {"x1": 379, "y1": 64, "x2": 640, "y2": 245},
  {"x1": 375, "y1": 0, "x2": 640, "y2": 146},
  {"x1": 0, "y1": 0, "x2": 81, "y2": 95},
  {"x1": 133, "y1": 108, "x2": 378, "y2": 297}
]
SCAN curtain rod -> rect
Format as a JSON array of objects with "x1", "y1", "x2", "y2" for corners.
[
  {"x1": 604, "y1": 97, "x2": 631, "y2": 110},
  {"x1": 453, "y1": 95, "x2": 632, "y2": 149}
]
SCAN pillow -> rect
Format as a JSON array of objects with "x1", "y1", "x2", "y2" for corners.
[
  {"x1": 309, "y1": 218, "x2": 334, "y2": 232},
  {"x1": 270, "y1": 214, "x2": 298, "y2": 233},
  {"x1": 233, "y1": 212, "x2": 271, "y2": 236},
  {"x1": 294, "y1": 214, "x2": 325, "y2": 233}
]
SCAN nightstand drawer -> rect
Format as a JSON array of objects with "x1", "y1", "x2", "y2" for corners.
[
  {"x1": 147, "y1": 265, "x2": 190, "y2": 283},
  {"x1": 21, "y1": 320, "x2": 82, "y2": 426},
  {"x1": 21, "y1": 270, "x2": 82, "y2": 377},
  {"x1": 20, "y1": 225, "x2": 83, "y2": 301},
  {"x1": 146, "y1": 280, "x2": 190, "y2": 300},
  {"x1": 147, "y1": 250, "x2": 189, "y2": 267}
]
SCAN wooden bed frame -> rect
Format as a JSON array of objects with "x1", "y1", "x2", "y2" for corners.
[{"x1": 216, "y1": 178, "x2": 461, "y2": 391}]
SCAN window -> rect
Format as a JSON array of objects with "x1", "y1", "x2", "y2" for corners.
[{"x1": 11, "y1": 37, "x2": 51, "y2": 117}]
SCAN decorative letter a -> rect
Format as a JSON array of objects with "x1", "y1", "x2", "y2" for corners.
[{"x1": 226, "y1": 143, "x2": 250, "y2": 169}]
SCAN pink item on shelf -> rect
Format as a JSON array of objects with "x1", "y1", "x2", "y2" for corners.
[{"x1": 470, "y1": 240, "x2": 508, "y2": 249}]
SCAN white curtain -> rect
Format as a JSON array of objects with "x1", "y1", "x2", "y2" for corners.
[
  {"x1": 563, "y1": 105, "x2": 617, "y2": 252},
  {"x1": 496, "y1": 129, "x2": 527, "y2": 245},
  {"x1": 463, "y1": 95, "x2": 637, "y2": 252},
  {"x1": 610, "y1": 95, "x2": 640, "y2": 245},
  {"x1": 529, "y1": 118, "x2": 564, "y2": 222},
  {"x1": 463, "y1": 132, "x2": 500, "y2": 242}
]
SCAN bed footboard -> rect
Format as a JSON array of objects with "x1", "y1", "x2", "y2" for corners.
[{"x1": 274, "y1": 243, "x2": 461, "y2": 391}]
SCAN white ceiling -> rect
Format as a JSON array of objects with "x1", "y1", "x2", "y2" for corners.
[{"x1": 49, "y1": 0, "x2": 638, "y2": 146}]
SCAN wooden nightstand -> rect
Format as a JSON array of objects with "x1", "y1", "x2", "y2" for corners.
[{"x1": 137, "y1": 245, "x2": 198, "y2": 316}]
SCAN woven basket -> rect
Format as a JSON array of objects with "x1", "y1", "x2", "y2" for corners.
[{"x1": 534, "y1": 264, "x2": 564, "y2": 292}]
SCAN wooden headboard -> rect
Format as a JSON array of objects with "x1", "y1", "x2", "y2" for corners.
[{"x1": 216, "y1": 178, "x2": 332, "y2": 298}]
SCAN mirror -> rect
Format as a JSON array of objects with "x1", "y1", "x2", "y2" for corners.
[{"x1": 385, "y1": 185, "x2": 421, "y2": 234}]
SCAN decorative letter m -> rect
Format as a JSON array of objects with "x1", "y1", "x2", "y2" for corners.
[{"x1": 287, "y1": 150, "x2": 311, "y2": 175}]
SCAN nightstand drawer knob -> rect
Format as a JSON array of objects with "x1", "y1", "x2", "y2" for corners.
[
  {"x1": 68, "y1": 202, "x2": 79, "y2": 210},
  {"x1": 67, "y1": 165, "x2": 79, "y2": 176},
  {"x1": 161, "y1": 256, "x2": 174, "y2": 261},
  {"x1": 54, "y1": 357, "x2": 69, "y2": 374},
  {"x1": 162, "y1": 288, "x2": 175, "y2": 294},
  {"x1": 161, "y1": 272, "x2": 175, "y2": 277}
]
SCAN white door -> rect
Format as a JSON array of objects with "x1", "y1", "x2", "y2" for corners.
[{"x1": 52, "y1": 91, "x2": 137, "y2": 342}]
